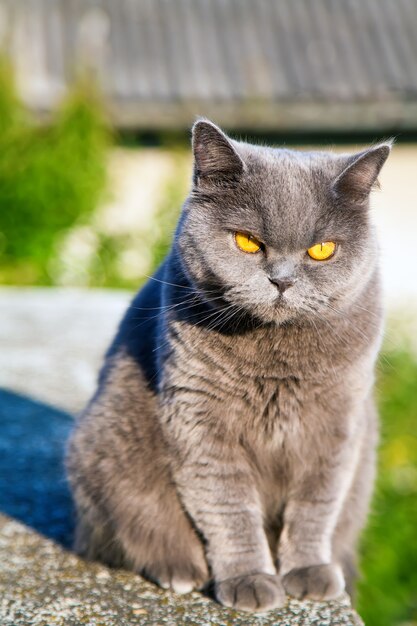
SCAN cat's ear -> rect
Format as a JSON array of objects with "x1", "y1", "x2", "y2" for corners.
[
  {"x1": 333, "y1": 142, "x2": 392, "y2": 205},
  {"x1": 192, "y1": 119, "x2": 244, "y2": 186}
]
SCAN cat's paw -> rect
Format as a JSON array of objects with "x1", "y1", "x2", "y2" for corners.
[
  {"x1": 216, "y1": 573, "x2": 285, "y2": 612},
  {"x1": 145, "y1": 556, "x2": 209, "y2": 594},
  {"x1": 282, "y1": 563, "x2": 345, "y2": 601}
]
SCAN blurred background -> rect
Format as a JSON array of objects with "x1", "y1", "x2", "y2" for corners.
[{"x1": 0, "y1": 1, "x2": 416, "y2": 625}]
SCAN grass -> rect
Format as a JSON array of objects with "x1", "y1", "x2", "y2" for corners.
[{"x1": 358, "y1": 348, "x2": 417, "y2": 626}]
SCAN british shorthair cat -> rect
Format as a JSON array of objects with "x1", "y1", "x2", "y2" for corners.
[{"x1": 67, "y1": 120, "x2": 391, "y2": 612}]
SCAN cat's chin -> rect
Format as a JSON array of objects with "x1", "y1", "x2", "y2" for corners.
[
  {"x1": 273, "y1": 310, "x2": 297, "y2": 326},
  {"x1": 253, "y1": 303, "x2": 297, "y2": 326},
  {"x1": 270, "y1": 297, "x2": 299, "y2": 325}
]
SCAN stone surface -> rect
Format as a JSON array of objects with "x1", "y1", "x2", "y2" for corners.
[
  {"x1": 0, "y1": 515, "x2": 363, "y2": 626},
  {"x1": 0, "y1": 287, "x2": 130, "y2": 413}
]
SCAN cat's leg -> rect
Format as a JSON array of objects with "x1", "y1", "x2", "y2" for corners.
[
  {"x1": 70, "y1": 474, "x2": 209, "y2": 592},
  {"x1": 67, "y1": 355, "x2": 209, "y2": 593},
  {"x1": 167, "y1": 420, "x2": 285, "y2": 612},
  {"x1": 279, "y1": 428, "x2": 365, "y2": 601},
  {"x1": 72, "y1": 513, "x2": 125, "y2": 567}
]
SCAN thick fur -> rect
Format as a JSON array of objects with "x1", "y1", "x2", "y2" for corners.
[{"x1": 67, "y1": 121, "x2": 390, "y2": 611}]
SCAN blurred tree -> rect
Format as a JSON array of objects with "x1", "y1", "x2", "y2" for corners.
[{"x1": 0, "y1": 59, "x2": 110, "y2": 284}]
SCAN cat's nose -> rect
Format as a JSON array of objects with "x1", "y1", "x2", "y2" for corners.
[{"x1": 268, "y1": 276, "x2": 296, "y2": 293}]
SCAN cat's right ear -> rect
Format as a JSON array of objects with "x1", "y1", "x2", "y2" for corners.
[
  {"x1": 332, "y1": 142, "x2": 392, "y2": 205},
  {"x1": 192, "y1": 119, "x2": 244, "y2": 187}
]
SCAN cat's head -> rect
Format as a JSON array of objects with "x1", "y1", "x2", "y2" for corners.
[{"x1": 177, "y1": 119, "x2": 391, "y2": 326}]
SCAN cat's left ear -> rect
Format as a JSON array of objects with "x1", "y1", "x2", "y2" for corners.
[
  {"x1": 192, "y1": 119, "x2": 245, "y2": 187},
  {"x1": 333, "y1": 142, "x2": 392, "y2": 205}
]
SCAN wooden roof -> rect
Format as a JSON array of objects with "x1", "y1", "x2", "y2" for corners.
[{"x1": 1, "y1": 0, "x2": 417, "y2": 131}]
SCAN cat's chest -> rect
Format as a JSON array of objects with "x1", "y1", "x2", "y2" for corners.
[
  {"x1": 251, "y1": 374, "x2": 301, "y2": 425},
  {"x1": 168, "y1": 325, "x2": 312, "y2": 428},
  {"x1": 224, "y1": 373, "x2": 304, "y2": 452},
  {"x1": 172, "y1": 320, "x2": 321, "y2": 378}
]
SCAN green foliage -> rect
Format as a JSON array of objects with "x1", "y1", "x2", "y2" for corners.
[
  {"x1": 358, "y1": 349, "x2": 417, "y2": 626},
  {"x1": 0, "y1": 57, "x2": 25, "y2": 136},
  {"x1": 0, "y1": 61, "x2": 110, "y2": 284}
]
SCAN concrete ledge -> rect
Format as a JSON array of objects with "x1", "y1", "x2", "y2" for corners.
[
  {"x1": 0, "y1": 287, "x2": 130, "y2": 414},
  {"x1": 0, "y1": 515, "x2": 363, "y2": 626}
]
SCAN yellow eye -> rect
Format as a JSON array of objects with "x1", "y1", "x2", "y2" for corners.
[
  {"x1": 235, "y1": 232, "x2": 262, "y2": 254},
  {"x1": 307, "y1": 241, "x2": 337, "y2": 261}
]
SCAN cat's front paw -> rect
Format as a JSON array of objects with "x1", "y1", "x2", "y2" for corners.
[
  {"x1": 216, "y1": 573, "x2": 285, "y2": 612},
  {"x1": 282, "y1": 563, "x2": 345, "y2": 601},
  {"x1": 145, "y1": 556, "x2": 209, "y2": 594}
]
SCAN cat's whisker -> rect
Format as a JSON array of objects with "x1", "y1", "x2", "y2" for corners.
[
  {"x1": 299, "y1": 303, "x2": 353, "y2": 351},
  {"x1": 130, "y1": 292, "x2": 229, "y2": 333},
  {"x1": 148, "y1": 304, "x2": 244, "y2": 365},
  {"x1": 320, "y1": 301, "x2": 374, "y2": 344},
  {"x1": 197, "y1": 303, "x2": 238, "y2": 331},
  {"x1": 145, "y1": 274, "x2": 219, "y2": 294},
  {"x1": 213, "y1": 305, "x2": 246, "y2": 333},
  {"x1": 309, "y1": 316, "x2": 342, "y2": 381},
  {"x1": 347, "y1": 301, "x2": 381, "y2": 319},
  {"x1": 130, "y1": 294, "x2": 200, "y2": 312}
]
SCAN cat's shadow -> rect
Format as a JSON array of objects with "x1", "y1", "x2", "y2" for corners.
[{"x1": 0, "y1": 388, "x2": 75, "y2": 547}]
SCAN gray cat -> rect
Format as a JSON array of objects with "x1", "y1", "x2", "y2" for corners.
[{"x1": 67, "y1": 120, "x2": 391, "y2": 612}]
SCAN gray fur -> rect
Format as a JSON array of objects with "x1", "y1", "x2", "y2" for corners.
[{"x1": 67, "y1": 120, "x2": 391, "y2": 612}]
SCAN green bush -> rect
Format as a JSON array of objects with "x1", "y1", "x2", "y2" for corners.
[
  {"x1": 358, "y1": 349, "x2": 417, "y2": 626},
  {"x1": 0, "y1": 58, "x2": 110, "y2": 284}
]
